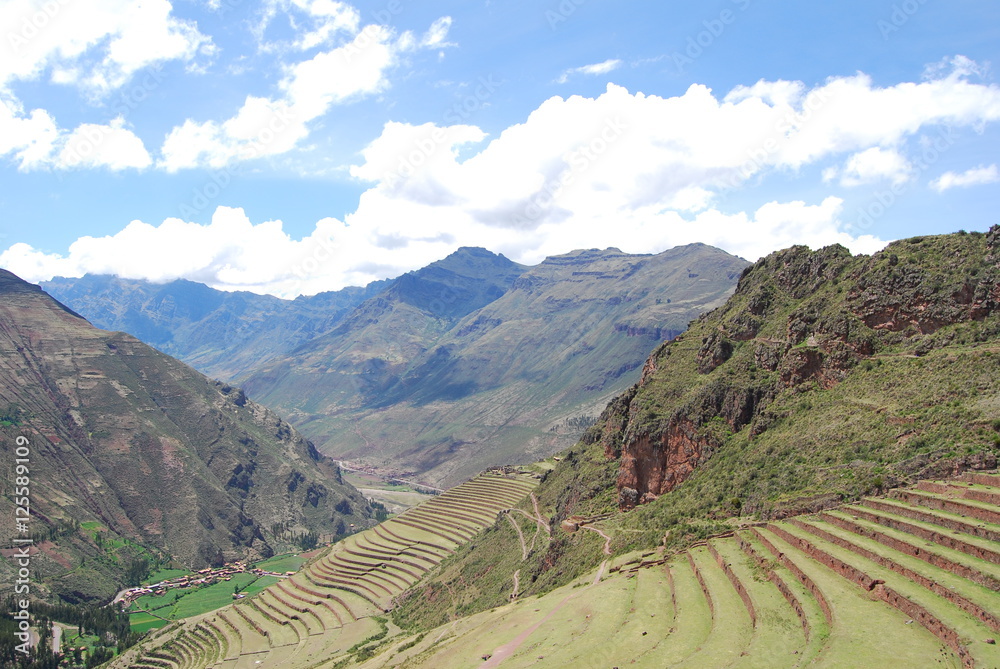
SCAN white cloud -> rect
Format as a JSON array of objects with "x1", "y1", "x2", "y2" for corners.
[
  {"x1": 56, "y1": 117, "x2": 151, "y2": 170},
  {"x1": 0, "y1": 0, "x2": 207, "y2": 171},
  {"x1": 0, "y1": 0, "x2": 211, "y2": 94},
  {"x1": 0, "y1": 197, "x2": 886, "y2": 298},
  {"x1": 827, "y1": 147, "x2": 913, "y2": 187},
  {"x1": 556, "y1": 58, "x2": 622, "y2": 84},
  {"x1": 930, "y1": 164, "x2": 1000, "y2": 192},
  {"x1": 6, "y1": 59, "x2": 1000, "y2": 296},
  {"x1": 159, "y1": 15, "x2": 452, "y2": 171},
  {"x1": 421, "y1": 17, "x2": 454, "y2": 48},
  {"x1": 0, "y1": 208, "x2": 356, "y2": 297}
]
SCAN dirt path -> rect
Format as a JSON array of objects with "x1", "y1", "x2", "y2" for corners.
[
  {"x1": 582, "y1": 525, "x2": 612, "y2": 555},
  {"x1": 504, "y1": 513, "x2": 528, "y2": 561},
  {"x1": 480, "y1": 559, "x2": 609, "y2": 668},
  {"x1": 530, "y1": 494, "x2": 551, "y2": 535},
  {"x1": 511, "y1": 570, "x2": 520, "y2": 600},
  {"x1": 505, "y1": 501, "x2": 549, "y2": 554}
]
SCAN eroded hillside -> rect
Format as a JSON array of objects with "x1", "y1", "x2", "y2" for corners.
[{"x1": 0, "y1": 271, "x2": 373, "y2": 604}]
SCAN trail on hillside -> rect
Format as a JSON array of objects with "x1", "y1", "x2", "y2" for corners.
[
  {"x1": 582, "y1": 525, "x2": 613, "y2": 555},
  {"x1": 504, "y1": 513, "x2": 529, "y2": 561},
  {"x1": 530, "y1": 493, "x2": 551, "y2": 535}
]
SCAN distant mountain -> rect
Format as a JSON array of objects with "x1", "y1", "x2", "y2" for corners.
[
  {"x1": 41, "y1": 274, "x2": 389, "y2": 381},
  {"x1": 243, "y1": 244, "x2": 749, "y2": 486},
  {"x1": 0, "y1": 271, "x2": 373, "y2": 604}
]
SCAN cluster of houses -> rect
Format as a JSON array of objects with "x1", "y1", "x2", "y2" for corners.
[{"x1": 119, "y1": 561, "x2": 296, "y2": 609}]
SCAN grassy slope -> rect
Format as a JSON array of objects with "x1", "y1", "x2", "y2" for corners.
[{"x1": 393, "y1": 228, "x2": 1000, "y2": 629}]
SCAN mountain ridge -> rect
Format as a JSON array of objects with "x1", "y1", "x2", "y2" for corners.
[{"x1": 0, "y1": 270, "x2": 374, "y2": 604}]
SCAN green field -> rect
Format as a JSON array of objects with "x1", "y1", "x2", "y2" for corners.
[
  {"x1": 254, "y1": 553, "x2": 306, "y2": 573},
  {"x1": 129, "y1": 572, "x2": 279, "y2": 630},
  {"x1": 144, "y1": 568, "x2": 190, "y2": 584}
]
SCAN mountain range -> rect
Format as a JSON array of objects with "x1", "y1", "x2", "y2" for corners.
[
  {"x1": 45, "y1": 244, "x2": 750, "y2": 487},
  {"x1": 40, "y1": 273, "x2": 390, "y2": 381}
]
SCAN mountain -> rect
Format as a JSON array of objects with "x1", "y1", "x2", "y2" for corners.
[
  {"x1": 40, "y1": 274, "x2": 389, "y2": 381},
  {"x1": 392, "y1": 226, "x2": 1000, "y2": 623},
  {"x1": 243, "y1": 244, "x2": 749, "y2": 486},
  {"x1": 0, "y1": 270, "x2": 373, "y2": 604}
]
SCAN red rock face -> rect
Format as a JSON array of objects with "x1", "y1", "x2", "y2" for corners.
[{"x1": 615, "y1": 418, "x2": 710, "y2": 510}]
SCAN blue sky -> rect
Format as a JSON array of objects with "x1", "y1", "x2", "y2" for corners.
[{"x1": 1, "y1": 0, "x2": 999, "y2": 296}]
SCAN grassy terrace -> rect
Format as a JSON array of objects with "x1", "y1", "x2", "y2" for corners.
[
  {"x1": 107, "y1": 472, "x2": 538, "y2": 669},
  {"x1": 108, "y1": 471, "x2": 999, "y2": 668},
  {"x1": 355, "y1": 473, "x2": 999, "y2": 668}
]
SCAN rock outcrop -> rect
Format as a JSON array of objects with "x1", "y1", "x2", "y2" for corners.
[{"x1": 588, "y1": 227, "x2": 1000, "y2": 510}]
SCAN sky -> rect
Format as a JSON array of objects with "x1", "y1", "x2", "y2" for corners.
[{"x1": 0, "y1": 0, "x2": 999, "y2": 298}]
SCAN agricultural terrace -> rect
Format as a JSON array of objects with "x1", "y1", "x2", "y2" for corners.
[
  {"x1": 356, "y1": 471, "x2": 1000, "y2": 668},
  {"x1": 107, "y1": 471, "x2": 538, "y2": 668}
]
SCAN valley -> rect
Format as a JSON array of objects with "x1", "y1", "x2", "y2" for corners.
[{"x1": 2, "y1": 227, "x2": 999, "y2": 668}]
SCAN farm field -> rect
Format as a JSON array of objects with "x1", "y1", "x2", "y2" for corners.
[{"x1": 109, "y1": 470, "x2": 1000, "y2": 668}]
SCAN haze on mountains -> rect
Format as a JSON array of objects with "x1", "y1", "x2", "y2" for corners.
[
  {"x1": 47, "y1": 243, "x2": 750, "y2": 487},
  {"x1": 0, "y1": 270, "x2": 373, "y2": 604}
]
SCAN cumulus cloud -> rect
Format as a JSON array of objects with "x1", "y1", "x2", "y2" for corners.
[
  {"x1": 159, "y1": 11, "x2": 454, "y2": 171},
  {"x1": 5, "y1": 58, "x2": 1000, "y2": 296},
  {"x1": 930, "y1": 164, "x2": 1000, "y2": 192},
  {"x1": 0, "y1": 0, "x2": 211, "y2": 92},
  {"x1": 0, "y1": 0, "x2": 209, "y2": 170},
  {"x1": 0, "y1": 208, "x2": 366, "y2": 297},
  {"x1": 556, "y1": 59, "x2": 622, "y2": 84},
  {"x1": 825, "y1": 147, "x2": 913, "y2": 187}
]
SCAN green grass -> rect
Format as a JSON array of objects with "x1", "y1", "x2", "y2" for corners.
[
  {"x1": 128, "y1": 611, "x2": 170, "y2": 634},
  {"x1": 130, "y1": 572, "x2": 275, "y2": 623},
  {"x1": 756, "y1": 527, "x2": 957, "y2": 668},
  {"x1": 144, "y1": 568, "x2": 190, "y2": 584},
  {"x1": 684, "y1": 545, "x2": 754, "y2": 667},
  {"x1": 254, "y1": 553, "x2": 306, "y2": 573},
  {"x1": 779, "y1": 520, "x2": 1000, "y2": 667},
  {"x1": 712, "y1": 538, "x2": 806, "y2": 668}
]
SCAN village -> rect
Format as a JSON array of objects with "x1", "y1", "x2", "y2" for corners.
[{"x1": 116, "y1": 561, "x2": 297, "y2": 609}]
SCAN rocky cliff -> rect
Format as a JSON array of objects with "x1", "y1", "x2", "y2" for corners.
[{"x1": 585, "y1": 226, "x2": 1000, "y2": 511}]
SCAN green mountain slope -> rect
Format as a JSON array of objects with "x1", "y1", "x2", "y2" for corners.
[
  {"x1": 0, "y1": 271, "x2": 373, "y2": 604},
  {"x1": 243, "y1": 244, "x2": 748, "y2": 487},
  {"x1": 393, "y1": 226, "x2": 1000, "y2": 625}
]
